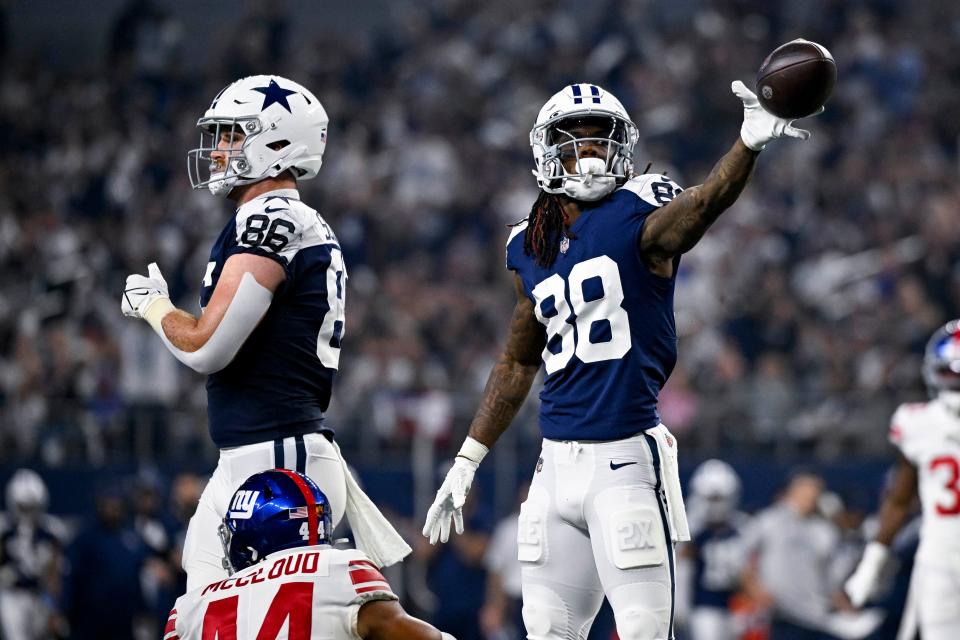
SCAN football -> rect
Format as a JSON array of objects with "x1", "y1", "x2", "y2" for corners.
[{"x1": 756, "y1": 39, "x2": 836, "y2": 119}]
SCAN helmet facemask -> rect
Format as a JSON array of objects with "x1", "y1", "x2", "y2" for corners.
[
  {"x1": 188, "y1": 116, "x2": 302, "y2": 198},
  {"x1": 532, "y1": 112, "x2": 637, "y2": 201}
]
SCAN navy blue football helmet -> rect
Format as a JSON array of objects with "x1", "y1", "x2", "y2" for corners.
[
  {"x1": 923, "y1": 319, "x2": 960, "y2": 394},
  {"x1": 219, "y1": 469, "x2": 333, "y2": 574}
]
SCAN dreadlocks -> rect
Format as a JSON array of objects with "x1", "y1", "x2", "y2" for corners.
[{"x1": 517, "y1": 190, "x2": 576, "y2": 269}]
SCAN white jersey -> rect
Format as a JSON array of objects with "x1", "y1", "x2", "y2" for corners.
[
  {"x1": 166, "y1": 546, "x2": 396, "y2": 640},
  {"x1": 889, "y1": 398, "x2": 960, "y2": 567}
]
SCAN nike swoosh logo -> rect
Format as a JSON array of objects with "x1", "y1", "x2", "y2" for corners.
[
  {"x1": 264, "y1": 206, "x2": 288, "y2": 214},
  {"x1": 610, "y1": 461, "x2": 637, "y2": 470}
]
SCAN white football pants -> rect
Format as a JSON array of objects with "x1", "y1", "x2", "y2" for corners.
[
  {"x1": 688, "y1": 607, "x2": 736, "y2": 640},
  {"x1": 519, "y1": 430, "x2": 677, "y2": 640},
  {"x1": 913, "y1": 559, "x2": 960, "y2": 640},
  {"x1": 182, "y1": 432, "x2": 347, "y2": 591},
  {"x1": 0, "y1": 589, "x2": 48, "y2": 640}
]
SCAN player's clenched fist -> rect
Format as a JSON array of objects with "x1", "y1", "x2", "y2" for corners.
[
  {"x1": 121, "y1": 262, "x2": 173, "y2": 328},
  {"x1": 422, "y1": 437, "x2": 488, "y2": 544}
]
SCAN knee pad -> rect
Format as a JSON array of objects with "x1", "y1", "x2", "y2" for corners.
[
  {"x1": 609, "y1": 583, "x2": 671, "y2": 640},
  {"x1": 521, "y1": 583, "x2": 569, "y2": 640}
]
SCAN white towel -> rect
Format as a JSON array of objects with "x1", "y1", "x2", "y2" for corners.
[
  {"x1": 646, "y1": 424, "x2": 691, "y2": 542},
  {"x1": 332, "y1": 441, "x2": 412, "y2": 567}
]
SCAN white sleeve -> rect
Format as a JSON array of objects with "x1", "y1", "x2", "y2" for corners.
[
  {"x1": 620, "y1": 173, "x2": 684, "y2": 209},
  {"x1": 157, "y1": 272, "x2": 272, "y2": 374}
]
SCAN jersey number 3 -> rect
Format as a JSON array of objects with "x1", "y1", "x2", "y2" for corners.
[
  {"x1": 532, "y1": 255, "x2": 631, "y2": 375},
  {"x1": 931, "y1": 456, "x2": 960, "y2": 516}
]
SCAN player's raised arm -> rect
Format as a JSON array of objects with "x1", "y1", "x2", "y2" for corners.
[
  {"x1": 422, "y1": 274, "x2": 544, "y2": 545},
  {"x1": 640, "y1": 81, "x2": 818, "y2": 271},
  {"x1": 357, "y1": 599, "x2": 457, "y2": 640},
  {"x1": 844, "y1": 453, "x2": 918, "y2": 607}
]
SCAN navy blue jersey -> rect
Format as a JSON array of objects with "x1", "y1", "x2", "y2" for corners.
[
  {"x1": 691, "y1": 523, "x2": 745, "y2": 608},
  {"x1": 0, "y1": 520, "x2": 61, "y2": 590},
  {"x1": 506, "y1": 174, "x2": 683, "y2": 441},
  {"x1": 201, "y1": 189, "x2": 345, "y2": 448}
]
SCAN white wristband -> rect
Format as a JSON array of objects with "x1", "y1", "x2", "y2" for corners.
[
  {"x1": 861, "y1": 541, "x2": 890, "y2": 569},
  {"x1": 143, "y1": 297, "x2": 175, "y2": 335},
  {"x1": 456, "y1": 436, "x2": 489, "y2": 465}
]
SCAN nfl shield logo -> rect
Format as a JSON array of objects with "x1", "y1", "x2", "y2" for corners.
[
  {"x1": 559, "y1": 236, "x2": 570, "y2": 254},
  {"x1": 535, "y1": 457, "x2": 544, "y2": 474}
]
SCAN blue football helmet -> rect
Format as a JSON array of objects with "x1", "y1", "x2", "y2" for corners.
[
  {"x1": 219, "y1": 469, "x2": 333, "y2": 575},
  {"x1": 923, "y1": 319, "x2": 960, "y2": 394}
]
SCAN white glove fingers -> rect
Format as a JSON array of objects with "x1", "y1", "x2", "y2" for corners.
[
  {"x1": 439, "y1": 513, "x2": 451, "y2": 543},
  {"x1": 731, "y1": 80, "x2": 758, "y2": 105},
  {"x1": 422, "y1": 503, "x2": 440, "y2": 538},
  {"x1": 147, "y1": 262, "x2": 162, "y2": 280},
  {"x1": 782, "y1": 124, "x2": 811, "y2": 140},
  {"x1": 453, "y1": 509, "x2": 464, "y2": 535}
]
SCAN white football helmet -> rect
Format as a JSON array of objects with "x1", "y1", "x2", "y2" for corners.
[
  {"x1": 5, "y1": 468, "x2": 48, "y2": 516},
  {"x1": 188, "y1": 75, "x2": 329, "y2": 197},
  {"x1": 689, "y1": 459, "x2": 741, "y2": 524},
  {"x1": 530, "y1": 83, "x2": 639, "y2": 201}
]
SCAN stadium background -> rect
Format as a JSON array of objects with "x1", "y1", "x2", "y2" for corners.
[{"x1": 0, "y1": 0, "x2": 957, "y2": 637}]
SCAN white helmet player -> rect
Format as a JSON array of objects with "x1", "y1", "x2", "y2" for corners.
[
  {"x1": 530, "y1": 83, "x2": 639, "y2": 201},
  {"x1": 5, "y1": 468, "x2": 48, "y2": 517},
  {"x1": 689, "y1": 459, "x2": 741, "y2": 524},
  {"x1": 188, "y1": 75, "x2": 329, "y2": 197}
]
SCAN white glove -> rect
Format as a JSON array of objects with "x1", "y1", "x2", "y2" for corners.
[
  {"x1": 844, "y1": 542, "x2": 890, "y2": 608},
  {"x1": 732, "y1": 80, "x2": 820, "y2": 151},
  {"x1": 122, "y1": 263, "x2": 174, "y2": 331},
  {"x1": 422, "y1": 437, "x2": 488, "y2": 544}
]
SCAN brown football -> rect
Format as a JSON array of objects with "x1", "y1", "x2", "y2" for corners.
[{"x1": 756, "y1": 39, "x2": 836, "y2": 119}]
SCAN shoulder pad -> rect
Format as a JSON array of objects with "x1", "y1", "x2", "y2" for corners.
[
  {"x1": 506, "y1": 219, "x2": 528, "y2": 248},
  {"x1": 235, "y1": 198, "x2": 308, "y2": 262},
  {"x1": 619, "y1": 173, "x2": 683, "y2": 208},
  {"x1": 889, "y1": 402, "x2": 930, "y2": 449}
]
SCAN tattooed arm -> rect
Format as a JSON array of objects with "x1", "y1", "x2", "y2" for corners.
[
  {"x1": 467, "y1": 274, "x2": 546, "y2": 448},
  {"x1": 640, "y1": 139, "x2": 759, "y2": 277},
  {"x1": 422, "y1": 274, "x2": 544, "y2": 544}
]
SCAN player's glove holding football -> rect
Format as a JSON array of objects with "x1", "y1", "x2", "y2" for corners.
[
  {"x1": 121, "y1": 262, "x2": 175, "y2": 332},
  {"x1": 422, "y1": 437, "x2": 488, "y2": 544},
  {"x1": 732, "y1": 80, "x2": 820, "y2": 151}
]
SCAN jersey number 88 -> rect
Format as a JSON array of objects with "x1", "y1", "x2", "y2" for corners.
[{"x1": 532, "y1": 255, "x2": 631, "y2": 375}]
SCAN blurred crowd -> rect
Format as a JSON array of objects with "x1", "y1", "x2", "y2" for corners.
[{"x1": 2, "y1": 0, "x2": 958, "y2": 469}]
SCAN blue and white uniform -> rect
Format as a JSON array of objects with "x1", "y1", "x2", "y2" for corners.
[
  {"x1": 507, "y1": 174, "x2": 681, "y2": 441},
  {"x1": 201, "y1": 188, "x2": 345, "y2": 448},
  {"x1": 183, "y1": 188, "x2": 348, "y2": 591},
  {"x1": 687, "y1": 522, "x2": 749, "y2": 640},
  {"x1": 509, "y1": 174, "x2": 688, "y2": 640}
]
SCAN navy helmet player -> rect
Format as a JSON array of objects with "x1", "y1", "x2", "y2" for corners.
[
  {"x1": 121, "y1": 75, "x2": 409, "y2": 591},
  {"x1": 682, "y1": 460, "x2": 750, "y2": 640},
  {"x1": 166, "y1": 469, "x2": 457, "y2": 640},
  {"x1": 423, "y1": 80, "x2": 821, "y2": 640}
]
